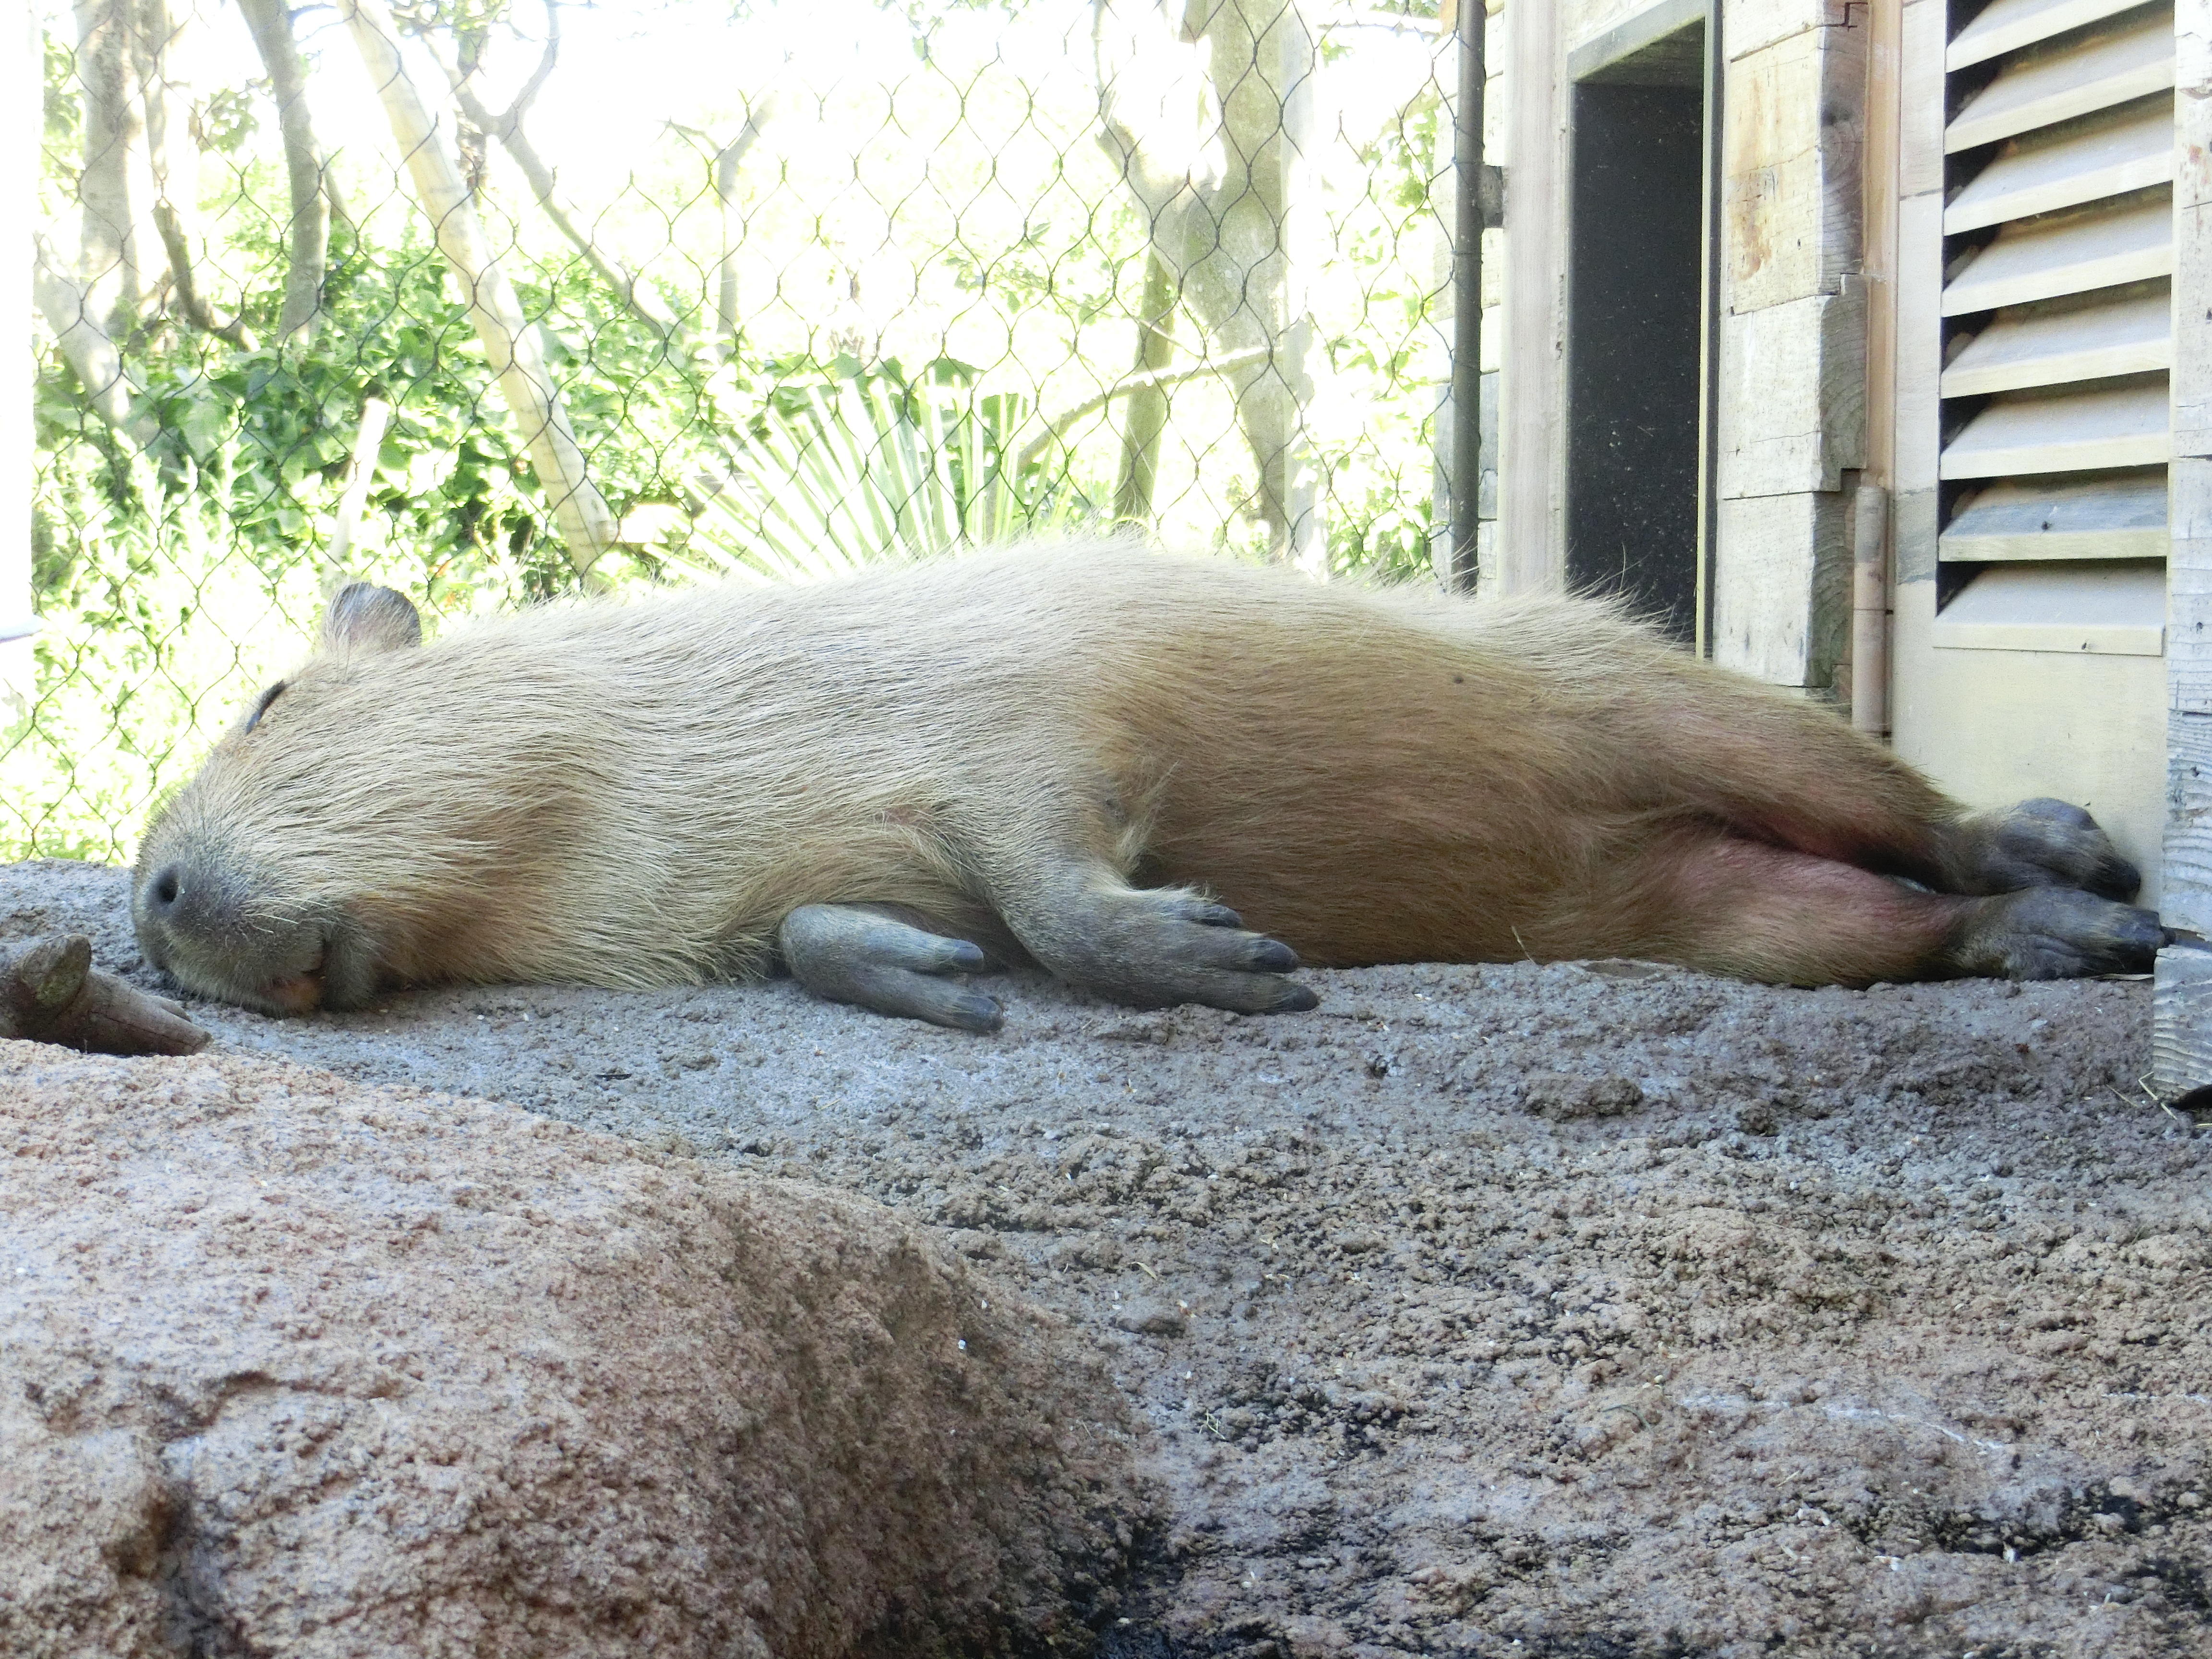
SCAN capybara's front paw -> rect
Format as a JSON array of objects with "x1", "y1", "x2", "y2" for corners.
[
  {"x1": 1012, "y1": 883, "x2": 1320, "y2": 1016},
  {"x1": 1100, "y1": 893, "x2": 1321, "y2": 1016}
]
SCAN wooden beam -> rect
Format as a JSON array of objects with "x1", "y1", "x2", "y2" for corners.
[
  {"x1": 1721, "y1": 21, "x2": 1864, "y2": 313},
  {"x1": 1712, "y1": 489, "x2": 1848, "y2": 684},
  {"x1": 1938, "y1": 377, "x2": 2171, "y2": 479},
  {"x1": 1566, "y1": 0, "x2": 1704, "y2": 82},
  {"x1": 1719, "y1": 282, "x2": 1868, "y2": 498},
  {"x1": 1949, "y1": 0, "x2": 2156, "y2": 72},
  {"x1": 1941, "y1": 286, "x2": 2170, "y2": 397},
  {"x1": 1705, "y1": 8, "x2": 1869, "y2": 687},
  {"x1": 1944, "y1": 7, "x2": 2173, "y2": 153},
  {"x1": 1942, "y1": 99, "x2": 2173, "y2": 235}
]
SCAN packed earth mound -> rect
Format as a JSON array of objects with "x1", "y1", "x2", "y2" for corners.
[
  {"x1": 0, "y1": 1040, "x2": 1141, "y2": 1658},
  {"x1": 5, "y1": 861, "x2": 2210, "y2": 1657}
]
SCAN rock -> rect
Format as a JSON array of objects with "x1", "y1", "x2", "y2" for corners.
[
  {"x1": 1519, "y1": 1070, "x2": 1645, "y2": 1121},
  {"x1": 1111, "y1": 1299, "x2": 1188, "y2": 1336},
  {"x1": 0, "y1": 1044, "x2": 1143, "y2": 1658}
]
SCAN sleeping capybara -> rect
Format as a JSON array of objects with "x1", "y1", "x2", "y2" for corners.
[{"x1": 132, "y1": 541, "x2": 2163, "y2": 1031}]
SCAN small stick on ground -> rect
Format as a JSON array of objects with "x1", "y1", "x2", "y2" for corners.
[{"x1": 0, "y1": 935, "x2": 209, "y2": 1056}]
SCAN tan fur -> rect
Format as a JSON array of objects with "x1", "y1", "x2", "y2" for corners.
[{"x1": 131, "y1": 540, "x2": 2151, "y2": 1019}]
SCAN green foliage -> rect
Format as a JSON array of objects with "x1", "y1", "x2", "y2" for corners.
[
  {"x1": 23, "y1": 2, "x2": 1459, "y2": 862},
  {"x1": 18, "y1": 193, "x2": 735, "y2": 860},
  {"x1": 673, "y1": 360, "x2": 1094, "y2": 580}
]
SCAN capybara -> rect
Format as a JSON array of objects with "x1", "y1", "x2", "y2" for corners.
[{"x1": 132, "y1": 541, "x2": 2164, "y2": 1032}]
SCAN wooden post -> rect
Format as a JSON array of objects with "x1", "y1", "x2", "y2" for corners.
[
  {"x1": 1850, "y1": 482, "x2": 1889, "y2": 734},
  {"x1": 1694, "y1": 0, "x2": 1724, "y2": 652},
  {"x1": 1852, "y1": 0, "x2": 1902, "y2": 725},
  {"x1": 1709, "y1": 1, "x2": 1868, "y2": 693},
  {"x1": 2158, "y1": 0, "x2": 2212, "y2": 1097}
]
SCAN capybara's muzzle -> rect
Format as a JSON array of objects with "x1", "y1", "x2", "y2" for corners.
[{"x1": 132, "y1": 857, "x2": 349, "y2": 1016}]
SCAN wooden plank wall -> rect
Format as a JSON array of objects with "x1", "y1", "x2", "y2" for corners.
[
  {"x1": 1711, "y1": 0, "x2": 1869, "y2": 691},
  {"x1": 2156, "y1": 0, "x2": 2212, "y2": 1095}
]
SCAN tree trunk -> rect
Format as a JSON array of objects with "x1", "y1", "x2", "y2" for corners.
[
  {"x1": 1093, "y1": 0, "x2": 1322, "y2": 565},
  {"x1": 1112, "y1": 249, "x2": 1178, "y2": 525},
  {"x1": 34, "y1": 234, "x2": 150, "y2": 440},
  {"x1": 670, "y1": 105, "x2": 778, "y2": 360},
  {"x1": 338, "y1": 0, "x2": 616, "y2": 582},
  {"x1": 711, "y1": 112, "x2": 773, "y2": 358},
  {"x1": 74, "y1": 0, "x2": 251, "y2": 349},
  {"x1": 237, "y1": 0, "x2": 330, "y2": 344},
  {"x1": 72, "y1": 0, "x2": 155, "y2": 339}
]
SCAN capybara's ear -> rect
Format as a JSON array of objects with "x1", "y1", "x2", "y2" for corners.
[{"x1": 321, "y1": 583, "x2": 422, "y2": 656}]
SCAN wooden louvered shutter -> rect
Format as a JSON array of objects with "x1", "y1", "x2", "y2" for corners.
[
  {"x1": 1936, "y1": 0, "x2": 2173, "y2": 608},
  {"x1": 1884, "y1": 0, "x2": 2175, "y2": 906}
]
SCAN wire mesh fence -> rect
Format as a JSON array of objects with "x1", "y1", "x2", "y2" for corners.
[{"x1": 22, "y1": 0, "x2": 1466, "y2": 862}]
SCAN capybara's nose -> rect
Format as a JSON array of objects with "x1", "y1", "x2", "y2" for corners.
[{"x1": 145, "y1": 863, "x2": 184, "y2": 915}]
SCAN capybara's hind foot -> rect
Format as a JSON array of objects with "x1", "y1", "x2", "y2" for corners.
[
  {"x1": 778, "y1": 904, "x2": 1004, "y2": 1033},
  {"x1": 1948, "y1": 887, "x2": 2166, "y2": 980},
  {"x1": 1949, "y1": 797, "x2": 2141, "y2": 901}
]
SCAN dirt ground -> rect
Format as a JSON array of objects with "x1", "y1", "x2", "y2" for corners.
[{"x1": 9, "y1": 859, "x2": 2210, "y2": 1658}]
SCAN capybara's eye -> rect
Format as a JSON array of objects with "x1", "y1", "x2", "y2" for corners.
[{"x1": 243, "y1": 680, "x2": 288, "y2": 733}]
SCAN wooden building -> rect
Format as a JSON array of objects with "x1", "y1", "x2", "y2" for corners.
[{"x1": 1465, "y1": 0, "x2": 2210, "y2": 1089}]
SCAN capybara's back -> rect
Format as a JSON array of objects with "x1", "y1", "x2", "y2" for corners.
[{"x1": 132, "y1": 541, "x2": 2163, "y2": 1030}]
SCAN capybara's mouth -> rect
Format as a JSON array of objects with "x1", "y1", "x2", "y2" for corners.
[{"x1": 261, "y1": 954, "x2": 326, "y2": 1014}]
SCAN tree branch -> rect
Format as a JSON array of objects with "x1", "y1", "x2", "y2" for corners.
[
  {"x1": 1113, "y1": 249, "x2": 1179, "y2": 523},
  {"x1": 0, "y1": 936, "x2": 208, "y2": 1056},
  {"x1": 152, "y1": 203, "x2": 258, "y2": 348},
  {"x1": 433, "y1": 2, "x2": 678, "y2": 335},
  {"x1": 1016, "y1": 347, "x2": 1268, "y2": 473},
  {"x1": 72, "y1": 0, "x2": 154, "y2": 338},
  {"x1": 673, "y1": 94, "x2": 782, "y2": 356}
]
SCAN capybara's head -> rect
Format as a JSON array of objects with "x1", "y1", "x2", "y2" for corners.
[{"x1": 134, "y1": 582, "x2": 439, "y2": 1015}]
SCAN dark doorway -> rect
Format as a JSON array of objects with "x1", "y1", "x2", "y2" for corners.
[{"x1": 1566, "y1": 29, "x2": 1706, "y2": 643}]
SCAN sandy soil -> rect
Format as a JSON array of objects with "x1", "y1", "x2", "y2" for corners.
[{"x1": 9, "y1": 860, "x2": 2210, "y2": 1658}]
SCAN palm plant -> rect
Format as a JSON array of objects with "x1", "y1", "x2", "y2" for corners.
[{"x1": 673, "y1": 371, "x2": 1094, "y2": 583}]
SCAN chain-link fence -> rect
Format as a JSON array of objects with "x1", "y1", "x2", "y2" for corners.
[{"x1": 22, "y1": 0, "x2": 1465, "y2": 862}]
